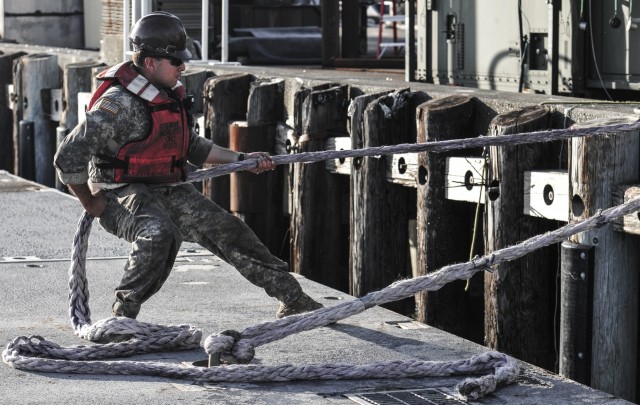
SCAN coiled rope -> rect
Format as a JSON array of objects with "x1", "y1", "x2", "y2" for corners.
[{"x1": 4, "y1": 121, "x2": 640, "y2": 400}]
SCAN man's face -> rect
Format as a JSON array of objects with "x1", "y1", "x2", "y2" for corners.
[{"x1": 146, "y1": 56, "x2": 185, "y2": 88}]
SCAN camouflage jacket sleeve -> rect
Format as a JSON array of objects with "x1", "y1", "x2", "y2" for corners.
[{"x1": 185, "y1": 126, "x2": 213, "y2": 167}]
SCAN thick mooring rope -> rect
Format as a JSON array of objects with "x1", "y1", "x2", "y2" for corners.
[
  {"x1": 187, "y1": 120, "x2": 640, "y2": 182},
  {"x1": 4, "y1": 121, "x2": 640, "y2": 400}
]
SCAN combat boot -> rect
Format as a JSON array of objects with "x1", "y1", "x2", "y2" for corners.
[
  {"x1": 276, "y1": 292, "x2": 323, "y2": 319},
  {"x1": 112, "y1": 300, "x2": 141, "y2": 319}
]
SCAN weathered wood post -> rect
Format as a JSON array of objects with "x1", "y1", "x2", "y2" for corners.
[
  {"x1": 0, "y1": 51, "x2": 26, "y2": 172},
  {"x1": 202, "y1": 73, "x2": 253, "y2": 210},
  {"x1": 61, "y1": 60, "x2": 104, "y2": 132},
  {"x1": 181, "y1": 67, "x2": 213, "y2": 116},
  {"x1": 484, "y1": 105, "x2": 559, "y2": 371},
  {"x1": 350, "y1": 89, "x2": 425, "y2": 315},
  {"x1": 11, "y1": 54, "x2": 24, "y2": 176},
  {"x1": 290, "y1": 84, "x2": 350, "y2": 291},
  {"x1": 416, "y1": 95, "x2": 483, "y2": 340},
  {"x1": 90, "y1": 66, "x2": 108, "y2": 92},
  {"x1": 57, "y1": 60, "x2": 104, "y2": 191},
  {"x1": 230, "y1": 78, "x2": 286, "y2": 258},
  {"x1": 181, "y1": 67, "x2": 213, "y2": 193},
  {"x1": 12, "y1": 54, "x2": 61, "y2": 187},
  {"x1": 348, "y1": 90, "x2": 390, "y2": 297},
  {"x1": 568, "y1": 117, "x2": 639, "y2": 402}
]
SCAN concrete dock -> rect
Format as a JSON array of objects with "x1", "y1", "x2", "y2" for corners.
[{"x1": 0, "y1": 170, "x2": 630, "y2": 404}]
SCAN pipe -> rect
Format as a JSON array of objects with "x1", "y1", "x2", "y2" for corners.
[
  {"x1": 132, "y1": 0, "x2": 139, "y2": 28},
  {"x1": 221, "y1": 0, "x2": 228, "y2": 63},
  {"x1": 201, "y1": 0, "x2": 209, "y2": 61},
  {"x1": 141, "y1": 0, "x2": 151, "y2": 17},
  {"x1": 123, "y1": 0, "x2": 130, "y2": 62}
]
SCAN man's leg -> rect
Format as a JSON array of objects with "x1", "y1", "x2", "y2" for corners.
[
  {"x1": 163, "y1": 184, "x2": 322, "y2": 317},
  {"x1": 99, "y1": 184, "x2": 182, "y2": 319}
]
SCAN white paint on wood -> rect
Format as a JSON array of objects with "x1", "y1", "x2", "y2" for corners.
[
  {"x1": 387, "y1": 153, "x2": 418, "y2": 187},
  {"x1": 7, "y1": 84, "x2": 15, "y2": 109},
  {"x1": 445, "y1": 156, "x2": 485, "y2": 203},
  {"x1": 194, "y1": 114, "x2": 205, "y2": 138},
  {"x1": 325, "y1": 137, "x2": 351, "y2": 175},
  {"x1": 523, "y1": 170, "x2": 569, "y2": 222},
  {"x1": 77, "y1": 92, "x2": 91, "y2": 123},
  {"x1": 612, "y1": 185, "x2": 640, "y2": 235}
]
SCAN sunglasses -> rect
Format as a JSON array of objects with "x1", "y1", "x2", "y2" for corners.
[{"x1": 155, "y1": 56, "x2": 184, "y2": 66}]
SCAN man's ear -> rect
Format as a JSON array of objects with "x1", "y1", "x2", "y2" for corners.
[{"x1": 143, "y1": 57, "x2": 156, "y2": 71}]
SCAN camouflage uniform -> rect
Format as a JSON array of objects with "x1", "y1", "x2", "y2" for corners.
[{"x1": 54, "y1": 79, "x2": 302, "y2": 318}]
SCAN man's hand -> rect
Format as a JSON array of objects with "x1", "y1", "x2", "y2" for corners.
[
  {"x1": 67, "y1": 184, "x2": 109, "y2": 218},
  {"x1": 245, "y1": 152, "x2": 276, "y2": 174},
  {"x1": 203, "y1": 144, "x2": 276, "y2": 174}
]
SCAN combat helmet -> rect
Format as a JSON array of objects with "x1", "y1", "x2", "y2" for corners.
[{"x1": 129, "y1": 11, "x2": 192, "y2": 60}]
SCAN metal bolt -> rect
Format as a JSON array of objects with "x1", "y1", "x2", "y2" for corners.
[
  {"x1": 592, "y1": 237, "x2": 599, "y2": 245},
  {"x1": 580, "y1": 272, "x2": 586, "y2": 280},
  {"x1": 580, "y1": 252, "x2": 587, "y2": 260},
  {"x1": 578, "y1": 352, "x2": 584, "y2": 359}
]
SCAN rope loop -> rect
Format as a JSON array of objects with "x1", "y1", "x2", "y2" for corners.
[
  {"x1": 203, "y1": 330, "x2": 255, "y2": 364},
  {"x1": 455, "y1": 351, "x2": 519, "y2": 399}
]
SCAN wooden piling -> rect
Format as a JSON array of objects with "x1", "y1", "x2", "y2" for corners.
[
  {"x1": 0, "y1": 51, "x2": 25, "y2": 173},
  {"x1": 290, "y1": 84, "x2": 349, "y2": 291},
  {"x1": 202, "y1": 73, "x2": 253, "y2": 210},
  {"x1": 416, "y1": 95, "x2": 483, "y2": 341},
  {"x1": 229, "y1": 77, "x2": 286, "y2": 258},
  {"x1": 11, "y1": 54, "x2": 24, "y2": 176},
  {"x1": 350, "y1": 89, "x2": 426, "y2": 315},
  {"x1": 90, "y1": 66, "x2": 108, "y2": 92},
  {"x1": 348, "y1": 90, "x2": 391, "y2": 297},
  {"x1": 61, "y1": 60, "x2": 103, "y2": 132},
  {"x1": 568, "y1": 117, "x2": 639, "y2": 402},
  {"x1": 13, "y1": 54, "x2": 61, "y2": 187},
  {"x1": 484, "y1": 105, "x2": 558, "y2": 370},
  {"x1": 181, "y1": 67, "x2": 213, "y2": 115}
]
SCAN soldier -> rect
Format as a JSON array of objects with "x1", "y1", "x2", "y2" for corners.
[{"x1": 54, "y1": 11, "x2": 322, "y2": 326}]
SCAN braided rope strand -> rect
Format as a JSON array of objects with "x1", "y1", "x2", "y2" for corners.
[
  {"x1": 187, "y1": 120, "x2": 640, "y2": 182},
  {"x1": 202, "y1": 195, "x2": 640, "y2": 361}
]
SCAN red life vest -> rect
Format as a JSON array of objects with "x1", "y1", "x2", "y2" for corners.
[{"x1": 89, "y1": 61, "x2": 190, "y2": 183}]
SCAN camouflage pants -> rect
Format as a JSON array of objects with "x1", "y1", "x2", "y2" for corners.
[{"x1": 99, "y1": 182, "x2": 302, "y2": 318}]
